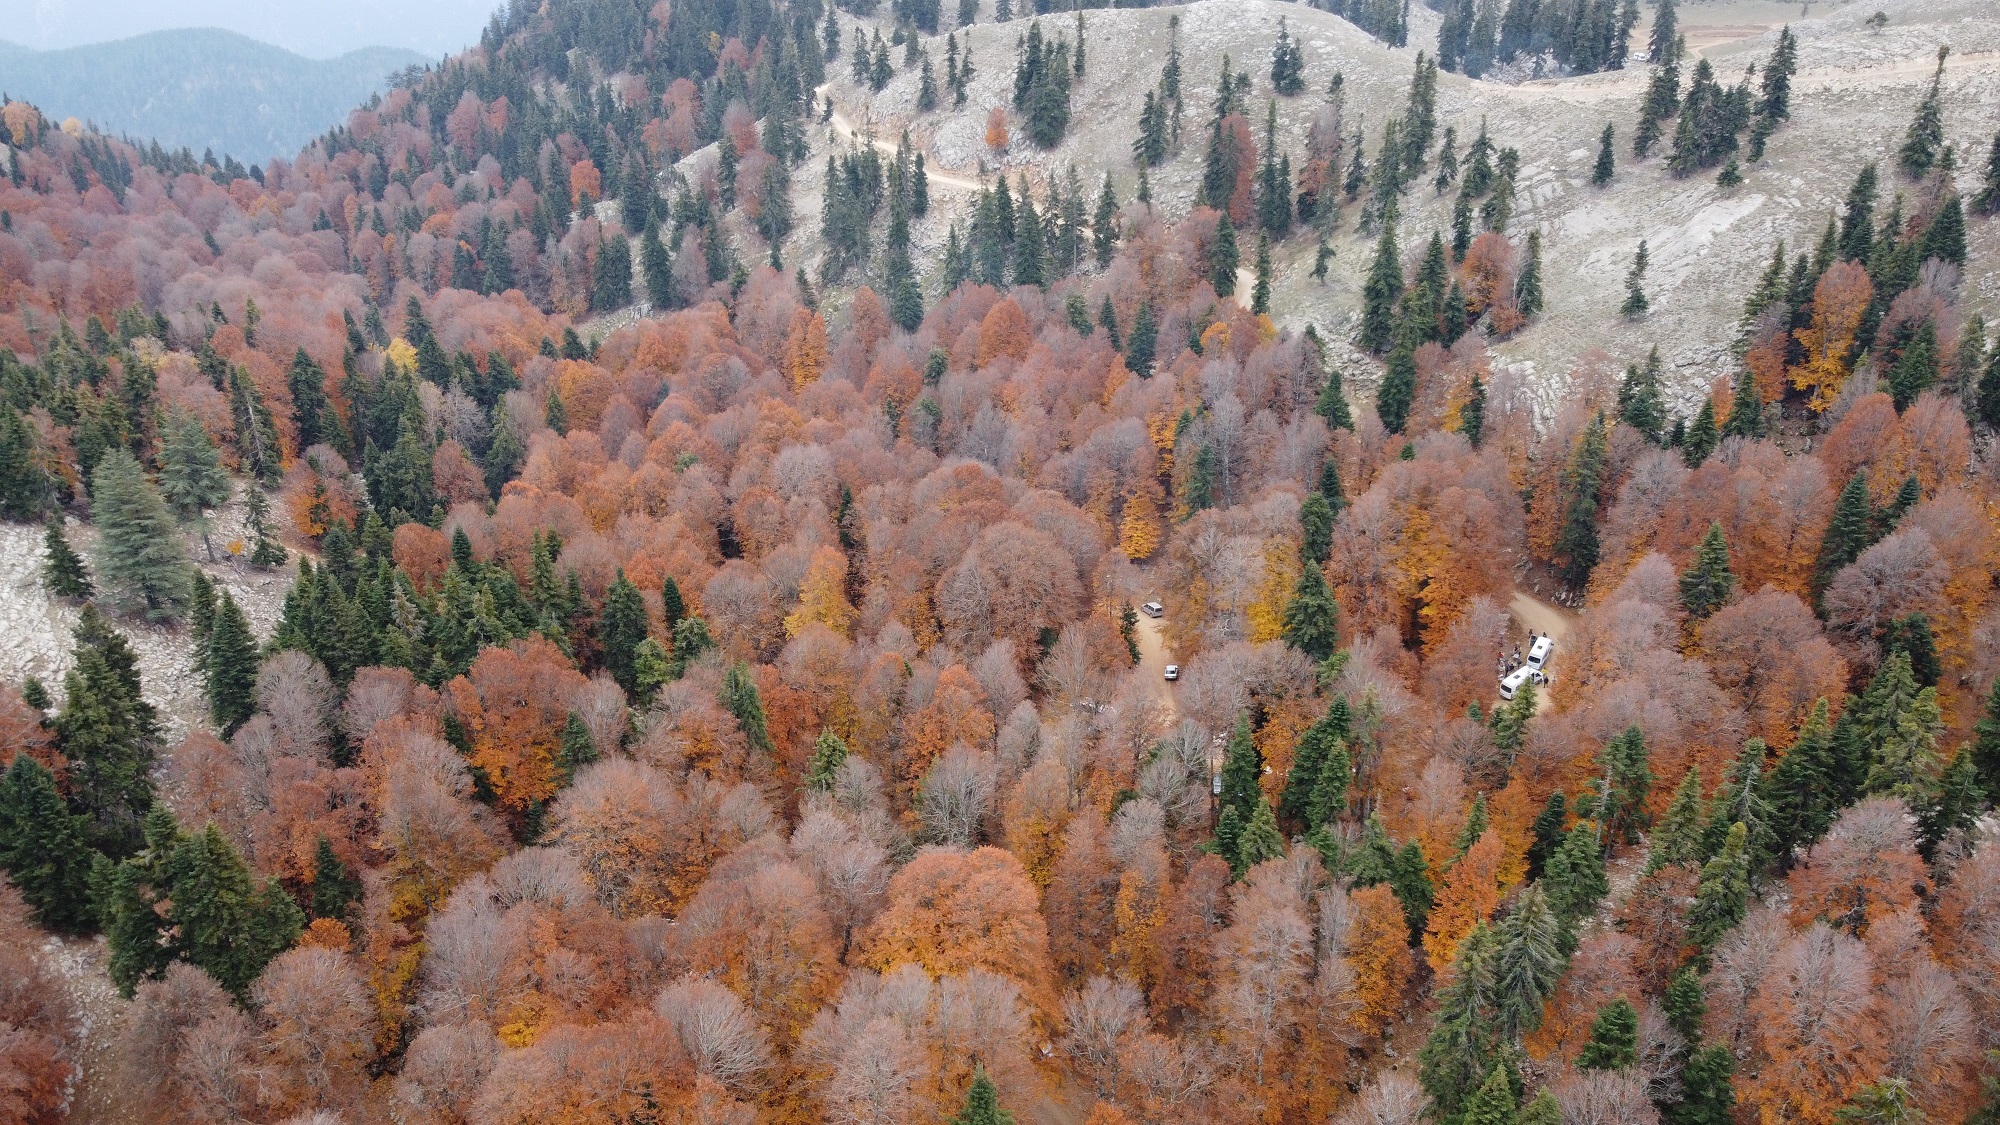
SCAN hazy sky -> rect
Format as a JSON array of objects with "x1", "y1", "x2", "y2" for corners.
[{"x1": 0, "y1": 0, "x2": 497, "y2": 58}]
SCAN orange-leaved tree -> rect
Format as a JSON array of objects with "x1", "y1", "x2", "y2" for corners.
[
  {"x1": 1422, "y1": 828, "x2": 1504, "y2": 971},
  {"x1": 1788, "y1": 262, "x2": 1872, "y2": 412},
  {"x1": 858, "y1": 846, "x2": 1056, "y2": 1011},
  {"x1": 445, "y1": 635, "x2": 588, "y2": 821}
]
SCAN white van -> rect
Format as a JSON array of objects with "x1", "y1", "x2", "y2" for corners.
[
  {"x1": 1499, "y1": 666, "x2": 1548, "y2": 701},
  {"x1": 1140, "y1": 601, "x2": 1164, "y2": 618},
  {"x1": 1525, "y1": 634, "x2": 1554, "y2": 669}
]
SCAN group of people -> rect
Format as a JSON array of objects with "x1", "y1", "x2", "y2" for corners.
[{"x1": 1498, "y1": 632, "x2": 1548, "y2": 678}]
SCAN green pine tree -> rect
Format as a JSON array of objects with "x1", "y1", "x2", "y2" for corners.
[
  {"x1": 1617, "y1": 349, "x2": 1668, "y2": 442},
  {"x1": 1525, "y1": 791, "x2": 1567, "y2": 880},
  {"x1": 1647, "y1": 765, "x2": 1708, "y2": 873},
  {"x1": 204, "y1": 591, "x2": 258, "y2": 736},
  {"x1": 91, "y1": 449, "x2": 193, "y2": 620},
  {"x1": 1576, "y1": 997, "x2": 1639, "y2": 1070},
  {"x1": 1970, "y1": 676, "x2": 2000, "y2": 801},
  {"x1": 1490, "y1": 679, "x2": 1536, "y2": 760},
  {"x1": 1492, "y1": 883, "x2": 1567, "y2": 1038},
  {"x1": 1514, "y1": 230, "x2": 1544, "y2": 318},
  {"x1": 1093, "y1": 175, "x2": 1120, "y2": 266},
  {"x1": 671, "y1": 616, "x2": 715, "y2": 677},
  {"x1": 1359, "y1": 206, "x2": 1403, "y2": 353},
  {"x1": 1012, "y1": 186, "x2": 1047, "y2": 287},
  {"x1": 1766, "y1": 699, "x2": 1838, "y2": 858},
  {"x1": 309, "y1": 835, "x2": 361, "y2": 920},
  {"x1": 1461, "y1": 374, "x2": 1487, "y2": 447},
  {"x1": 164, "y1": 821, "x2": 305, "y2": 998},
  {"x1": 1281, "y1": 702, "x2": 1348, "y2": 826},
  {"x1": 1232, "y1": 798, "x2": 1287, "y2": 876},
  {"x1": 1680, "y1": 400, "x2": 1718, "y2": 466},
  {"x1": 227, "y1": 367, "x2": 281, "y2": 484},
  {"x1": 1378, "y1": 344, "x2": 1417, "y2": 434},
  {"x1": 0, "y1": 404, "x2": 51, "y2": 520},
  {"x1": 805, "y1": 728, "x2": 849, "y2": 791},
  {"x1": 0, "y1": 754, "x2": 98, "y2": 932},
  {"x1": 1217, "y1": 713, "x2": 1261, "y2": 830},
  {"x1": 1813, "y1": 471, "x2": 1874, "y2": 604},
  {"x1": 1881, "y1": 613, "x2": 1940, "y2": 689},
  {"x1": 721, "y1": 662, "x2": 774, "y2": 755},
  {"x1": 1721, "y1": 365, "x2": 1764, "y2": 439},
  {"x1": 1543, "y1": 819, "x2": 1609, "y2": 931},
  {"x1": 642, "y1": 217, "x2": 676, "y2": 310},
  {"x1": 1896, "y1": 48, "x2": 1948, "y2": 180},
  {"x1": 1663, "y1": 963, "x2": 1707, "y2": 1042},
  {"x1": 1316, "y1": 358, "x2": 1355, "y2": 431},
  {"x1": 42, "y1": 516, "x2": 93, "y2": 598},
  {"x1": 1418, "y1": 923, "x2": 1503, "y2": 1119},
  {"x1": 1519, "y1": 1090, "x2": 1562, "y2": 1125},
  {"x1": 1687, "y1": 821, "x2": 1750, "y2": 950},
  {"x1": 1300, "y1": 492, "x2": 1336, "y2": 564},
  {"x1": 1209, "y1": 214, "x2": 1239, "y2": 298},
  {"x1": 1462, "y1": 1062, "x2": 1520, "y2": 1125},
  {"x1": 1553, "y1": 413, "x2": 1608, "y2": 591},
  {"x1": 1126, "y1": 301, "x2": 1158, "y2": 377},
  {"x1": 105, "y1": 843, "x2": 172, "y2": 994},
  {"x1": 1281, "y1": 558, "x2": 1339, "y2": 661},
  {"x1": 951, "y1": 1064, "x2": 1016, "y2": 1125},
  {"x1": 1620, "y1": 240, "x2": 1650, "y2": 317},
  {"x1": 1839, "y1": 1079, "x2": 1923, "y2": 1125},
  {"x1": 57, "y1": 635, "x2": 158, "y2": 855},
  {"x1": 1886, "y1": 321, "x2": 1939, "y2": 411},
  {"x1": 557, "y1": 711, "x2": 599, "y2": 784},
  {"x1": 1251, "y1": 233, "x2": 1273, "y2": 315},
  {"x1": 1917, "y1": 746, "x2": 1983, "y2": 858},
  {"x1": 1674, "y1": 1044, "x2": 1738, "y2": 1125},
  {"x1": 597, "y1": 571, "x2": 649, "y2": 695},
  {"x1": 245, "y1": 487, "x2": 286, "y2": 567},
  {"x1": 1863, "y1": 672, "x2": 1943, "y2": 802},
  {"x1": 1592, "y1": 123, "x2": 1616, "y2": 185},
  {"x1": 1702, "y1": 740, "x2": 1777, "y2": 873},
  {"x1": 1678, "y1": 523, "x2": 1735, "y2": 618},
  {"x1": 1602, "y1": 725, "x2": 1653, "y2": 845}
]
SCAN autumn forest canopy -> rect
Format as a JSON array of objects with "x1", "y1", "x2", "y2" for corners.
[{"x1": 2, "y1": 0, "x2": 2000, "y2": 1123}]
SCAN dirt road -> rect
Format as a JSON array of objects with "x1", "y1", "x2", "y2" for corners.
[
  {"x1": 1131, "y1": 608, "x2": 1179, "y2": 719},
  {"x1": 1508, "y1": 588, "x2": 1571, "y2": 643},
  {"x1": 1507, "y1": 587, "x2": 1573, "y2": 712},
  {"x1": 819, "y1": 83, "x2": 985, "y2": 193}
]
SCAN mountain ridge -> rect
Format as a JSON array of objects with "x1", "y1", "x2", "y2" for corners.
[{"x1": 0, "y1": 28, "x2": 426, "y2": 162}]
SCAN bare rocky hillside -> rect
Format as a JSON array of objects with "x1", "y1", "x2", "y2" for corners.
[
  {"x1": 771, "y1": 0, "x2": 2000, "y2": 419},
  {"x1": 0, "y1": 487, "x2": 293, "y2": 741}
]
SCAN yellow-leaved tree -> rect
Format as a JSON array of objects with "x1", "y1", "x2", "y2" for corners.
[
  {"x1": 783, "y1": 546, "x2": 855, "y2": 638},
  {"x1": 1119, "y1": 482, "x2": 1164, "y2": 560},
  {"x1": 1245, "y1": 538, "x2": 1301, "y2": 643}
]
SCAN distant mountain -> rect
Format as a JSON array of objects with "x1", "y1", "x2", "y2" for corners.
[{"x1": 0, "y1": 29, "x2": 427, "y2": 162}]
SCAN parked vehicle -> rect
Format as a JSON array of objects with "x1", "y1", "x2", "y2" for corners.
[
  {"x1": 1526, "y1": 634, "x2": 1554, "y2": 669},
  {"x1": 1499, "y1": 666, "x2": 1548, "y2": 700},
  {"x1": 1140, "y1": 601, "x2": 1164, "y2": 618},
  {"x1": 1163, "y1": 664, "x2": 1179, "y2": 681}
]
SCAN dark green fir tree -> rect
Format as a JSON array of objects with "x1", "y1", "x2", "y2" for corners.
[
  {"x1": 42, "y1": 516, "x2": 93, "y2": 598},
  {"x1": 1678, "y1": 522, "x2": 1735, "y2": 618},
  {"x1": 1281, "y1": 558, "x2": 1339, "y2": 661},
  {"x1": 204, "y1": 590, "x2": 259, "y2": 736},
  {"x1": 0, "y1": 754, "x2": 98, "y2": 932},
  {"x1": 721, "y1": 662, "x2": 774, "y2": 755}
]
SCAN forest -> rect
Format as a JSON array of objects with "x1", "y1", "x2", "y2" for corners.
[{"x1": 2, "y1": 0, "x2": 2000, "y2": 1123}]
